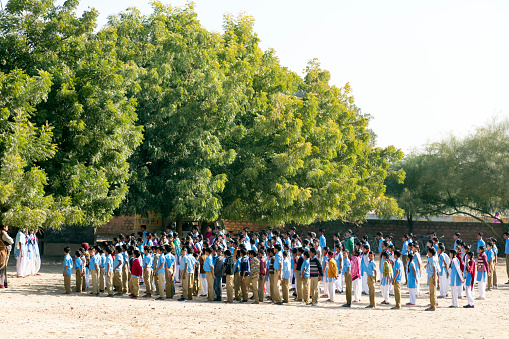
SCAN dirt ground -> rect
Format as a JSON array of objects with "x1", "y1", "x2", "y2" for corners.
[{"x1": 2, "y1": 255, "x2": 509, "y2": 339}]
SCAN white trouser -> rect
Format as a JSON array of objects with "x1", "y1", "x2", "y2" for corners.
[
  {"x1": 451, "y1": 285, "x2": 461, "y2": 307},
  {"x1": 266, "y1": 278, "x2": 271, "y2": 296},
  {"x1": 85, "y1": 270, "x2": 90, "y2": 288},
  {"x1": 381, "y1": 284, "x2": 390, "y2": 302},
  {"x1": 416, "y1": 275, "x2": 421, "y2": 296},
  {"x1": 35, "y1": 256, "x2": 41, "y2": 273},
  {"x1": 390, "y1": 284, "x2": 394, "y2": 295},
  {"x1": 439, "y1": 274, "x2": 449, "y2": 297},
  {"x1": 466, "y1": 284, "x2": 475, "y2": 305},
  {"x1": 409, "y1": 288, "x2": 417, "y2": 304},
  {"x1": 336, "y1": 273, "x2": 343, "y2": 292},
  {"x1": 16, "y1": 256, "x2": 24, "y2": 276},
  {"x1": 362, "y1": 272, "x2": 368, "y2": 293},
  {"x1": 200, "y1": 275, "x2": 208, "y2": 295},
  {"x1": 353, "y1": 279, "x2": 362, "y2": 301},
  {"x1": 322, "y1": 281, "x2": 329, "y2": 295},
  {"x1": 328, "y1": 279, "x2": 336, "y2": 301},
  {"x1": 478, "y1": 276, "x2": 486, "y2": 298}
]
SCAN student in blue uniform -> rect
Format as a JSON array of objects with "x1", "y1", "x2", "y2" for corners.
[
  {"x1": 63, "y1": 247, "x2": 73, "y2": 294},
  {"x1": 406, "y1": 253, "x2": 418, "y2": 306},
  {"x1": 366, "y1": 251, "x2": 377, "y2": 308},
  {"x1": 476, "y1": 232, "x2": 485, "y2": 255},
  {"x1": 105, "y1": 247, "x2": 114, "y2": 297},
  {"x1": 299, "y1": 251, "x2": 311, "y2": 304},
  {"x1": 142, "y1": 247, "x2": 153, "y2": 297},
  {"x1": 74, "y1": 250, "x2": 84, "y2": 293},
  {"x1": 449, "y1": 249, "x2": 464, "y2": 308}
]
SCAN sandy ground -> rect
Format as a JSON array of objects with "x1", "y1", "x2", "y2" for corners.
[{"x1": 2, "y1": 255, "x2": 509, "y2": 339}]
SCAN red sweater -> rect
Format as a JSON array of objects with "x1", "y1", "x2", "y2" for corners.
[{"x1": 131, "y1": 258, "x2": 142, "y2": 277}]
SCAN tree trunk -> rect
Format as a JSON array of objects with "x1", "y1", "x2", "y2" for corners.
[
  {"x1": 407, "y1": 216, "x2": 414, "y2": 234},
  {"x1": 176, "y1": 217, "x2": 183, "y2": 239}
]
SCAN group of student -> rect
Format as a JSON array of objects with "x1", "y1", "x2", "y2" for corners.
[
  {"x1": 14, "y1": 228, "x2": 41, "y2": 278},
  {"x1": 61, "y1": 225, "x2": 509, "y2": 311}
]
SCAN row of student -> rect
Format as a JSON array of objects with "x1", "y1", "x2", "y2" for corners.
[
  {"x1": 63, "y1": 238, "x2": 492, "y2": 311},
  {"x1": 14, "y1": 229, "x2": 41, "y2": 278}
]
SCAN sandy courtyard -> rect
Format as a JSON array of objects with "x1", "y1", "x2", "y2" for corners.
[{"x1": 2, "y1": 255, "x2": 509, "y2": 339}]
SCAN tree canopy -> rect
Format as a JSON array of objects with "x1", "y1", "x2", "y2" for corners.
[{"x1": 386, "y1": 117, "x2": 509, "y2": 237}]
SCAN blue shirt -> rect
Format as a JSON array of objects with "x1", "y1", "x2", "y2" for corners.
[
  {"x1": 89, "y1": 253, "x2": 98, "y2": 270},
  {"x1": 100, "y1": 254, "x2": 107, "y2": 268},
  {"x1": 477, "y1": 239, "x2": 485, "y2": 253},
  {"x1": 240, "y1": 256, "x2": 250, "y2": 276},
  {"x1": 366, "y1": 260, "x2": 377, "y2": 276},
  {"x1": 300, "y1": 258, "x2": 310, "y2": 277},
  {"x1": 63, "y1": 254, "x2": 73, "y2": 275},
  {"x1": 203, "y1": 255, "x2": 213, "y2": 272},
  {"x1": 342, "y1": 257, "x2": 351, "y2": 274},
  {"x1": 505, "y1": 239, "x2": 509, "y2": 255},
  {"x1": 185, "y1": 254, "x2": 196, "y2": 273},
  {"x1": 378, "y1": 238, "x2": 383, "y2": 252},
  {"x1": 143, "y1": 254, "x2": 153, "y2": 269},
  {"x1": 106, "y1": 255, "x2": 113, "y2": 272},
  {"x1": 282, "y1": 257, "x2": 291, "y2": 279},
  {"x1": 407, "y1": 261, "x2": 417, "y2": 288},
  {"x1": 75, "y1": 257, "x2": 82, "y2": 271},
  {"x1": 393, "y1": 258, "x2": 403, "y2": 283},
  {"x1": 113, "y1": 253, "x2": 123, "y2": 271},
  {"x1": 234, "y1": 257, "x2": 242, "y2": 272},
  {"x1": 401, "y1": 241, "x2": 409, "y2": 255},
  {"x1": 319, "y1": 235, "x2": 326, "y2": 249},
  {"x1": 426, "y1": 256, "x2": 436, "y2": 278},
  {"x1": 274, "y1": 251, "x2": 283, "y2": 270},
  {"x1": 165, "y1": 253, "x2": 175, "y2": 270},
  {"x1": 487, "y1": 249, "x2": 494, "y2": 262},
  {"x1": 155, "y1": 255, "x2": 166, "y2": 274}
]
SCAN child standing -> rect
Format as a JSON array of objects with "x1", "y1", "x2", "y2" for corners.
[
  {"x1": 448, "y1": 249, "x2": 463, "y2": 308},
  {"x1": 341, "y1": 249, "x2": 352, "y2": 307},
  {"x1": 391, "y1": 250, "x2": 403, "y2": 309},
  {"x1": 75, "y1": 250, "x2": 84, "y2": 293},
  {"x1": 130, "y1": 250, "x2": 142, "y2": 299},
  {"x1": 63, "y1": 247, "x2": 73, "y2": 294},
  {"x1": 437, "y1": 245, "x2": 450, "y2": 298},
  {"x1": 300, "y1": 251, "x2": 311, "y2": 305},
  {"x1": 351, "y1": 250, "x2": 361, "y2": 303},
  {"x1": 142, "y1": 247, "x2": 153, "y2": 297},
  {"x1": 406, "y1": 253, "x2": 417, "y2": 306},
  {"x1": 476, "y1": 245, "x2": 489, "y2": 300},
  {"x1": 380, "y1": 252, "x2": 392, "y2": 305},
  {"x1": 105, "y1": 247, "x2": 114, "y2": 297},
  {"x1": 326, "y1": 251, "x2": 338, "y2": 302},
  {"x1": 281, "y1": 251, "x2": 291, "y2": 303},
  {"x1": 365, "y1": 251, "x2": 377, "y2": 308},
  {"x1": 486, "y1": 242, "x2": 495, "y2": 291},
  {"x1": 165, "y1": 245, "x2": 175, "y2": 299},
  {"x1": 425, "y1": 248, "x2": 438, "y2": 311},
  {"x1": 464, "y1": 251, "x2": 476, "y2": 308}
]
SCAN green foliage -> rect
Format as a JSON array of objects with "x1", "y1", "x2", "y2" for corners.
[
  {"x1": 387, "y1": 117, "x2": 509, "y2": 236},
  {"x1": 0, "y1": 0, "x2": 143, "y2": 228}
]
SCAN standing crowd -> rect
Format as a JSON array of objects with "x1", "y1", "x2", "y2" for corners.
[{"x1": 60, "y1": 225, "x2": 509, "y2": 311}]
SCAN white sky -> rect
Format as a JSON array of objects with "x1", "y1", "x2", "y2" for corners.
[{"x1": 66, "y1": 0, "x2": 509, "y2": 152}]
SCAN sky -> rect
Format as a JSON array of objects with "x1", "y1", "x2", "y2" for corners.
[{"x1": 65, "y1": 0, "x2": 509, "y2": 153}]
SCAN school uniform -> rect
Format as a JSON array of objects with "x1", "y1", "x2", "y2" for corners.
[
  {"x1": 321, "y1": 255, "x2": 329, "y2": 296},
  {"x1": 327, "y1": 257, "x2": 338, "y2": 302},
  {"x1": 80, "y1": 255, "x2": 87, "y2": 291},
  {"x1": 234, "y1": 257, "x2": 242, "y2": 300},
  {"x1": 250, "y1": 257, "x2": 261, "y2": 303},
  {"x1": 272, "y1": 251, "x2": 283, "y2": 303},
  {"x1": 438, "y1": 252, "x2": 450, "y2": 297},
  {"x1": 366, "y1": 259, "x2": 377, "y2": 307},
  {"x1": 165, "y1": 252, "x2": 175, "y2": 298},
  {"x1": 155, "y1": 254, "x2": 166, "y2": 298},
  {"x1": 380, "y1": 260, "x2": 392, "y2": 303},
  {"x1": 143, "y1": 253, "x2": 153, "y2": 296},
  {"x1": 113, "y1": 253, "x2": 124, "y2": 294},
  {"x1": 426, "y1": 256, "x2": 437, "y2": 310},
  {"x1": 476, "y1": 252, "x2": 489, "y2": 299},
  {"x1": 130, "y1": 257, "x2": 142, "y2": 297},
  {"x1": 258, "y1": 256, "x2": 267, "y2": 302},
  {"x1": 449, "y1": 257, "x2": 463, "y2": 307},
  {"x1": 15, "y1": 231, "x2": 27, "y2": 277},
  {"x1": 99, "y1": 253, "x2": 106, "y2": 292},
  {"x1": 413, "y1": 254, "x2": 422, "y2": 296},
  {"x1": 281, "y1": 257, "x2": 291, "y2": 302},
  {"x1": 392, "y1": 258, "x2": 403, "y2": 308},
  {"x1": 335, "y1": 251, "x2": 343, "y2": 293},
  {"x1": 465, "y1": 259, "x2": 476, "y2": 306},
  {"x1": 213, "y1": 255, "x2": 224, "y2": 301},
  {"x1": 203, "y1": 254, "x2": 215, "y2": 301},
  {"x1": 401, "y1": 240, "x2": 409, "y2": 283},
  {"x1": 407, "y1": 261, "x2": 417, "y2": 304},
  {"x1": 361, "y1": 252, "x2": 369, "y2": 294},
  {"x1": 342, "y1": 256, "x2": 352, "y2": 305},
  {"x1": 477, "y1": 239, "x2": 486, "y2": 254},
  {"x1": 185, "y1": 254, "x2": 196, "y2": 300},
  {"x1": 240, "y1": 255, "x2": 251, "y2": 302},
  {"x1": 300, "y1": 258, "x2": 311, "y2": 303},
  {"x1": 295, "y1": 255, "x2": 304, "y2": 300},
  {"x1": 63, "y1": 253, "x2": 73, "y2": 294},
  {"x1": 309, "y1": 255, "x2": 323, "y2": 304},
  {"x1": 75, "y1": 256, "x2": 83, "y2": 292},
  {"x1": 486, "y1": 249, "x2": 494, "y2": 290},
  {"x1": 105, "y1": 254, "x2": 114, "y2": 296},
  {"x1": 90, "y1": 253, "x2": 100, "y2": 295}
]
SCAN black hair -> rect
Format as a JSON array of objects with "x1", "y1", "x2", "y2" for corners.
[
  {"x1": 394, "y1": 250, "x2": 401, "y2": 257},
  {"x1": 64, "y1": 246, "x2": 71, "y2": 254},
  {"x1": 428, "y1": 247, "x2": 436, "y2": 256}
]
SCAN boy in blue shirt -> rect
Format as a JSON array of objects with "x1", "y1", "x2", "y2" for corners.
[
  {"x1": 281, "y1": 251, "x2": 291, "y2": 303},
  {"x1": 391, "y1": 250, "x2": 403, "y2": 309},
  {"x1": 63, "y1": 247, "x2": 73, "y2": 294},
  {"x1": 477, "y1": 232, "x2": 485, "y2": 255},
  {"x1": 74, "y1": 250, "x2": 84, "y2": 293},
  {"x1": 113, "y1": 246, "x2": 124, "y2": 295},
  {"x1": 342, "y1": 249, "x2": 352, "y2": 307},
  {"x1": 142, "y1": 247, "x2": 153, "y2": 297},
  {"x1": 366, "y1": 251, "x2": 377, "y2": 308},
  {"x1": 486, "y1": 242, "x2": 495, "y2": 291},
  {"x1": 299, "y1": 251, "x2": 310, "y2": 304},
  {"x1": 164, "y1": 245, "x2": 175, "y2": 299},
  {"x1": 105, "y1": 247, "x2": 114, "y2": 297},
  {"x1": 425, "y1": 247, "x2": 438, "y2": 311},
  {"x1": 99, "y1": 248, "x2": 106, "y2": 293},
  {"x1": 154, "y1": 246, "x2": 166, "y2": 300}
]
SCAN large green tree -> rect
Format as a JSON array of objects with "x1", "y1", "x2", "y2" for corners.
[
  {"x1": 0, "y1": 0, "x2": 143, "y2": 228},
  {"x1": 386, "y1": 117, "x2": 509, "y2": 238}
]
